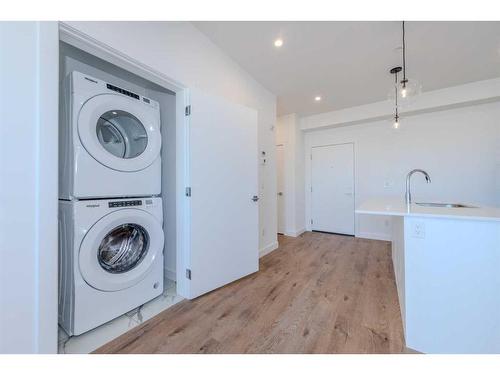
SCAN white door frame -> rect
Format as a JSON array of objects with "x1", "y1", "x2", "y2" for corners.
[
  {"x1": 306, "y1": 141, "x2": 356, "y2": 235},
  {"x1": 0, "y1": 21, "x2": 59, "y2": 354},
  {"x1": 58, "y1": 21, "x2": 192, "y2": 316}
]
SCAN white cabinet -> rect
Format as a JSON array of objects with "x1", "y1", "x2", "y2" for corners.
[{"x1": 395, "y1": 216, "x2": 500, "y2": 353}]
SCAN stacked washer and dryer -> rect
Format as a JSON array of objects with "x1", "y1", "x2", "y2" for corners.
[{"x1": 59, "y1": 71, "x2": 165, "y2": 336}]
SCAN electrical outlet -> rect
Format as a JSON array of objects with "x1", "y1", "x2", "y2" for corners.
[{"x1": 412, "y1": 221, "x2": 425, "y2": 239}]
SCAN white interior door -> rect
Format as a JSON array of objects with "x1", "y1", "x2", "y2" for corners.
[
  {"x1": 311, "y1": 143, "x2": 354, "y2": 235},
  {"x1": 276, "y1": 145, "x2": 285, "y2": 234},
  {"x1": 185, "y1": 89, "x2": 259, "y2": 299}
]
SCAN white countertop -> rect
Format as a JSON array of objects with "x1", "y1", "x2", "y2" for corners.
[{"x1": 356, "y1": 197, "x2": 500, "y2": 222}]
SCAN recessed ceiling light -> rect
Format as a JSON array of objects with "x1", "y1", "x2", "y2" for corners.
[
  {"x1": 274, "y1": 38, "x2": 283, "y2": 48},
  {"x1": 314, "y1": 96, "x2": 322, "y2": 102}
]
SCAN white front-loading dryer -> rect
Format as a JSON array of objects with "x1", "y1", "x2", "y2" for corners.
[
  {"x1": 58, "y1": 197, "x2": 164, "y2": 336},
  {"x1": 59, "y1": 71, "x2": 162, "y2": 200}
]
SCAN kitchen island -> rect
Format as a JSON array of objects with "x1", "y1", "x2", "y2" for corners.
[{"x1": 356, "y1": 198, "x2": 500, "y2": 354}]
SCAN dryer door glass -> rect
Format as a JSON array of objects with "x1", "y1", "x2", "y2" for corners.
[
  {"x1": 96, "y1": 110, "x2": 148, "y2": 159},
  {"x1": 97, "y1": 224, "x2": 149, "y2": 274}
]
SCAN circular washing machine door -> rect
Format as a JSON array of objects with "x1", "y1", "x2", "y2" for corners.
[
  {"x1": 79, "y1": 208, "x2": 164, "y2": 292},
  {"x1": 78, "y1": 94, "x2": 161, "y2": 172}
]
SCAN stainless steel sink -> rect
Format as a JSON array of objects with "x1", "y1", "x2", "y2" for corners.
[{"x1": 416, "y1": 202, "x2": 477, "y2": 208}]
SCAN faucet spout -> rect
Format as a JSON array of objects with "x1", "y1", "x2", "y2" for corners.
[{"x1": 405, "y1": 169, "x2": 431, "y2": 206}]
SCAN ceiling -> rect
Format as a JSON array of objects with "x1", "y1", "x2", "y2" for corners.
[{"x1": 193, "y1": 21, "x2": 500, "y2": 116}]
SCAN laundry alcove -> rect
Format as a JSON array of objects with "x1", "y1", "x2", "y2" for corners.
[
  {"x1": 59, "y1": 41, "x2": 178, "y2": 284},
  {"x1": 57, "y1": 24, "x2": 260, "y2": 352}
]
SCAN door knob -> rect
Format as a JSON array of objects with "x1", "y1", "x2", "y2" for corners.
[
  {"x1": 278, "y1": 192, "x2": 283, "y2": 196},
  {"x1": 252, "y1": 195, "x2": 259, "y2": 202}
]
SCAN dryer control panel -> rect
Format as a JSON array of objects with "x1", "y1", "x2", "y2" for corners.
[
  {"x1": 106, "y1": 83, "x2": 140, "y2": 100},
  {"x1": 109, "y1": 200, "x2": 142, "y2": 208}
]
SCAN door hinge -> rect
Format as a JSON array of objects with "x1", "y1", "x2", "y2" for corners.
[
  {"x1": 185, "y1": 105, "x2": 191, "y2": 116},
  {"x1": 186, "y1": 269, "x2": 192, "y2": 280},
  {"x1": 311, "y1": 219, "x2": 313, "y2": 224},
  {"x1": 310, "y1": 154, "x2": 312, "y2": 160},
  {"x1": 310, "y1": 186, "x2": 313, "y2": 192},
  {"x1": 185, "y1": 187, "x2": 191, "y2": 197}
]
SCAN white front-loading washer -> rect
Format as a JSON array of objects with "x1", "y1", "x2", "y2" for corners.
[
  {"x1": 59, "y1": 71, "x2": 162, "y2": 200},
  {"x1": 58, "y1": 197, "x2": 164, "y2": 336}
]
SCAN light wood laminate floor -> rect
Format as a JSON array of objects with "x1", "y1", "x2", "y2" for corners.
[{"x1": 95, "y1": 232, "x2": 405, "y2": 353}]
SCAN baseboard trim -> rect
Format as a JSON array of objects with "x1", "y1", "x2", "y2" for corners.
[
  {"x1": 259, "y1": 241, "x2": 279, "y2": 258},
  {"x1": 356, "y1": 231, "x2": 392, "y2": 241},
  {"x1": 284, "y1": 228, "x2": 306, "y2": 237}
]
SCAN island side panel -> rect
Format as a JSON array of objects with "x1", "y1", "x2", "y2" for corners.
[
  {"x1": 404, "y1": 216, "x2": 500, "y2": 353},
  {"x1": 391, "y1": 216, "x2": 406, "y2": 337}
]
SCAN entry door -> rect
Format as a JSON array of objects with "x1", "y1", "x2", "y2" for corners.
[
  {"x1": 276, "y1": 145, "x2": 285, "y2": 234},
  {"x1": 185, "y1": 89, "x2": 259, "y2": 299},
  {"x1": 311, "y1": 143, "x2": 354, "y2": 235}
]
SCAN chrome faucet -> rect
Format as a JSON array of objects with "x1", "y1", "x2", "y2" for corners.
[{"x1": 405, "y1": 169, "x2": 431, "y2": 206}]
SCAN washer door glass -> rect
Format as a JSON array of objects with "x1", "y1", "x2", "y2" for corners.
[
  {"x1": 96, "y1": 110, "x2": 148, "y2": 159},
  {"x1": 97, "y1": 224, "x2": 149, "y2": 274},
  {"x1": 79, "y1": 208, "x2": 164, "y2": 291}
]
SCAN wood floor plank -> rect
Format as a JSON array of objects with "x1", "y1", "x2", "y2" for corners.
[{"x1": 94, "y1": 232, "x2": 405, "y2": 354}]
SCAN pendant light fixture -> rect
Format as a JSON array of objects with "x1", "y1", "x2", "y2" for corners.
[
  {"x1": 390, "y1": 66, "x2": 402, "y2": 129},
  {"x1": 388, "y1": 21, "x2": 422, "y2": 105}
]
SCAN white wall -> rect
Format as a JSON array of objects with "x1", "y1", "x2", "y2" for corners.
[
  {"x1": 304, "y1": 102, "x2": 500, "y2": 240},
  {"x1": 64, "y1": 21, "x2": 278, "y2": 253},
  {"x1": 276, "y1": 114, "x2": 306, "y2": 236},
  {"x1": 152, "y1": 91, "x2": 177, "y2": 281},
  {"x1": 0, "y1": 22, "x2": 59, "y2": 353}
]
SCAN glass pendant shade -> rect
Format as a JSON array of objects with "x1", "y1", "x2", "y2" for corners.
[
  {"x1": 392, "y1": 118, "x2": 400, "y2": 130},
  {"x1": 388, "y1": 21, "x2": 422, "y2": 107},
  {"x1": 388, "y1": 78, "x2": 422, "y2": 106},
  {"x1": 387, "y1": 114, "x2": 401, "y2": 130}
]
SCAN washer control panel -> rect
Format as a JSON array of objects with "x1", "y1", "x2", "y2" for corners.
[{"x1": 108, "y1": 200, "x2": 142, "y2": 208}]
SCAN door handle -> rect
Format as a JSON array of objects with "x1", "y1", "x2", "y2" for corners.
[
  {"x1": 252, "y1": 195, "x2": 259, "y2": 202},
  {"x1": 278, "y1": 192, "x2": 283, "y2": 196}
]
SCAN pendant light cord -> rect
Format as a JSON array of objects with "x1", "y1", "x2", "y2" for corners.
[
  {"x1": 402, "y1": 21, "x2": 406, "y2": 85},
  {"x1": 394, "y1": 71, "x2": 399, "y2": 118}
]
